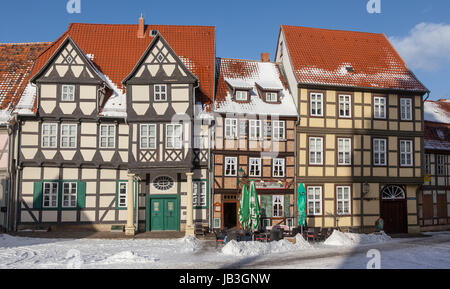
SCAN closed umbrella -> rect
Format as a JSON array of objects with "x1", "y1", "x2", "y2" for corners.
[
  {"x1": 238, "y1": 184, "x2": 249, "y2": 230},
  {"x1": 297, "y1": 183, "x2": 307, "y2": 232},
  {"x1": 248, "y1": 180, "x2": 261, "y2": 231}
]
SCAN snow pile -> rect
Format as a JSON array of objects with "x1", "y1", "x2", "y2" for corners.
[
  {"x1": 222, "y1": 237, "x2": 311, "y2": 257},
  {"x1": 295, "y1": 234, "x2": 312, "y2": 248},
  {"x1": 178, "y1": 236, "x2": 201, "y2": 252},
  {"x1": 101, "y1": 251, "x2": 158, "y2": 264},
  {"x1": 324, "y1": 230, "x2": 392, "y2": 246}
]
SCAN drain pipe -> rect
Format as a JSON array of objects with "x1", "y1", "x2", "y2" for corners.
[{"x1": 13, "y1": 116, "x2": 21, "y2": 232}]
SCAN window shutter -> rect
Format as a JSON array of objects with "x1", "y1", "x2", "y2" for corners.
[
  {"x1": 33, "y1": 181, "x2": 43, "y2": 209},
  {"x1": 262, "y1": 195, "x2": 272, "y2": 218},
  {"x1": 77, "y1": 181, "x2": 86, "y2": 209},
  {"x1": 284, "y1": 195, "x2": 290, "y2": 217}
]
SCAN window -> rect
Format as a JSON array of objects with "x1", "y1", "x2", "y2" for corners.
[
  {"x1": 309, "y1": 137, "x2": 323, "y2": 165},
  {"x1": 166, "y1": 124, "x2": 182, "y2": 149},
  {"x1": 193, "y1": 181, "x2": 207, "y2": 207},
  {"x1": 400, "y1": 98, "x2": 412, "y2": 120},
  {"x1": 62, "y1": 85, "x2": 75, "y2": 101},
  {"x1": 100, "y1": 124, "x2": 116, "y2": 148},
  {"x1": 42, "y1": 123, "x2": 58, "y2": 148},
  {"x1": 236, "y1": 90, "x2": 248, "y2": 101},
  {"x1": 224, "y1": 157, "x2": 237, "y2": 176},
  {"x1": 239, "y1": 120, "x2": 247, "y2": 137},
  {"x1": 62, "y1": 182, "x2": 77, "y2": 208},
  {"x1": 424, "y1": 154, "x2": 431, "y2": 175},
  {"x1": 337, "y1": 138, "x2": 351, "y2": 165},
  {"x1": 61, "y1": 124, "x2": 77, "y2": 148},
  {"x1": 43, "y1": 182, "x2": 58, "y2": 208},
  {"x1": 249, "y1": 158, "x2": 261, "y2": 177},
  {"x1": 140, "y1": 124, "x2": 157, "y2": 149},
  {"x1": 249, "y1": 120, "x2": 262, "y2": 140},
  {"x1": 373, "y1": 138, "x2": 387, "y2": 166},
  {"x1": 400, "y1": 140, "x2": 413, "y2": 167},
  {"x1": 273, "y1": 158, "x2": 285, "y2": 177},
  {"x1": 266, "y1": 92, "x2": 277, "y2": 102},
  {"x1": 272, "y1": 121, "x2": 285, "y2": 140},
  {"x1": 154, "y1": 84, "x2": 167, "y2": 101},
  {"x1": 153, "y1": 176, "x2": 174, "y2": 191},
  {"x1": 374, "y1": 96, "x2": 386, "y2": 119},
  {"x1": 310, "y1": 93, "x2": 323, "y2": 116},
  {"x1": 272, "y1": 195, "x2": 284, "y2": 217},
  {"x1": 263, "y1": 121, "x2": 271, "y2": 139},
  {"x1": 336, "y1": 186, "x2": 351, "y2": 215},
  {"x1": 307, "y1": 186, "x2": 322, "y2": 216},
  {"x1": 339, "y1": 94, "x2": 351, "y2": 118},
  {"x1": 437, "y1": 155, "x2": 446, "y2": 176},
  {"x1": 117, "y1": 182, "x2": 128, "y2": 208},
  {"x1": 225, "y1": 118, "x2": 238, "y2": 139}
]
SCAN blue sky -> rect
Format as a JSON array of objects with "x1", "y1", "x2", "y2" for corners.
[{"x1": 0, "y1": 0, "x2": 449, "y2": 100}]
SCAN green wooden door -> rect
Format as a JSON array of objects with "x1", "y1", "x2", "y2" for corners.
[
  {"x1": 151, "y1": 199, "x2": 164, "y2": 231},
  {"x1": 164, "y1": 199, "x2": 178, "y2": 231},
  {"x1": 148, "y1": 196, "x2": 179, "y2": 231}
]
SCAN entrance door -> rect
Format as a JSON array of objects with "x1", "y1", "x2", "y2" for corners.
[
  {"x1": 380, "y1": 185, "x2": 407, "y2": 234},
  {"x1": 148, "y1": 196, "x2": 179, "y2": 231},
  {"x1": 223, "y1": 202, "x2": 237, "y2": 229}
]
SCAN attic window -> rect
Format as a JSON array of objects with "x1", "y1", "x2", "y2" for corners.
[
  {"x1": 157, "y1": 53, "x2": 164, "y2": 63},
  {"x1": 345, "y1": 65, "x2": 354, "y2": 73},
  {"x1": 266, "y1": 92, "x2": 278, "y2": 102},
  {"x1": 150, "y1": 30, "x2": 158, "y2": 36},
  {"x1": 235, "y1": 90, "x2": 248, "y2": 101},
  {"x1": 437, "y1": 129, "x2": 445, "y2": 140}
]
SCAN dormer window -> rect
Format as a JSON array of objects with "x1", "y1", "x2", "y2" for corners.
[
  {"x1": 62, "y1": 85, "x2": 75, "y2": 101},
  {"x1": 235, "y1": 90, "x2": 248, "y2": 101},
  {"x1": 266, "y1": 92, "x2": 278, "y2": 102}
]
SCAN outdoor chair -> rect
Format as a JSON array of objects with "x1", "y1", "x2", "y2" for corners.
[
  {"x1": 306, "y1": 227, "x2": 321, "y2": 242},
  {"x1": 270, "y1": 227, "x2": 284, "y2": 241},
  {"x1": 318, "y1": 227, "x2": 329, "y2": 241},
  {"x1": 214, "y1": 230, "x2": 226, "y2": 243}
]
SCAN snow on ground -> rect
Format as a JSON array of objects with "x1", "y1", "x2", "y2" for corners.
[{"x1": 0, "y1": 232, "x2": 449, "y2": 269}]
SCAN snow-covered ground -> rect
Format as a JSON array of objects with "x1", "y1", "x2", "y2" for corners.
[{"x1": 0, "y1": 231, "x2": 449, "y2": 269}]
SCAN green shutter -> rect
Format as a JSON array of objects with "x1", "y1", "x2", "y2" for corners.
[
  {"x1": 262, "y1": 195, "x2": 272, "y2": 218},
  {"x1": 284, "y1": 195, "x2": 290, "y2": 217},
  {"x1": 33, "y1": 181, "x2": 43, "y2": 209},
  {"x1": 77, "y1": 181, "x2": 86, "y2": 209}
]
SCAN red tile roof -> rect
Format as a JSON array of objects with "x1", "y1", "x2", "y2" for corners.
[
  {"x1": 0, "y1": 42, "x2": 50, "y2": 110},
  {"x1": 30, "y1": 23, "x2": 215, "y2": 105},
  {"x1": 281, "y1": 25, "x2": 428, "y2": 92}
]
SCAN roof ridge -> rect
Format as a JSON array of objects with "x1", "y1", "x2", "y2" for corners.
[
  {"x1": 69, "y1": 22, "x2": 215, "y2": 29},
  {"x1": 0, "y1": 42, "x2": 52, "y2": 46},
  {"x1": 281, "y1": 24, "x2": 384, "y2": 36},
  {"x1": 218, "y1": 57, "x2": 277, "y2": 64}
]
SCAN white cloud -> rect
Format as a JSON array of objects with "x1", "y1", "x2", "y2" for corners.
[{"x1": 389, "y1": 22, "x2": 450, "y2": 71}]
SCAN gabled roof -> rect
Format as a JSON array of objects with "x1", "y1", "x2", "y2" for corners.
[
  {"x1": 215, "y1": 58, "x2": 298, "y2": 116},
  {"x1": 424, "y1": 99, "x2": 450, "y2": 124},
  {"x1": 280, "y1": 25, "x2": 428, "y2": 92}
]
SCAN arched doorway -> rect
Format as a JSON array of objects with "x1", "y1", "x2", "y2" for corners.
[{"x1": 380, "y1": 185, "x2": 408, "y2": 234}]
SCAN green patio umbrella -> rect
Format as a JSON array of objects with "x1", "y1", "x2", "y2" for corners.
[
  {"x1": 238, "y1": 184, "x2": 249, "y2": 230},
  {"x1": 248, "y1": 180, "x2": 261, "y2": 231},
  {"x1": 297, "y1": 183, "x2": 307, "y2": 228}
]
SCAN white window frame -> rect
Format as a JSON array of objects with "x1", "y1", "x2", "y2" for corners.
[
  {"x1": 154, "y1": 84, "x2": 167, "y2": 101},
  {"x1": 225, "y1": 118, "x2": 238, "y2": 139},
  {"x1": 307, "y1": 186, "x2": 322, "y2": 216},
  {"x1": 336, "y1": 186, "x2": 351, "y2": 216},
  {"x1": 239, "y1": 120, "x2": 247, "y2": 137},
  {"x1": 309, "y1": 137, "x2": 323, "y2": 165},
  {"x1": 310, "y1": 93, "x2": 323, "y2": 117},
  {"x1": 60, "y1": 124, "x2": 77, "y2": 149},
  {"x1": 272, "y1": 121, "x2": 285, "y2": 141},
  {"x1": 224, "y1": 157, "x2": 237, "y2": 176},
  {"x1": 263, "y1": 121, "x2": 271, "y2": 139},
  {"x1": 400, "y1": 98, "x2": 412, "y2": 120},
  {"x1": 235, "y1": 90, "x2": 248, "y2": 101},
  {"x1": 249, "y1": 158, "x2": 261, "y2": 177},
  {"x1": 273, "y1": 158, "x2": 285, "y2": 177},
  {"x1": 62, "y1": 182, "x2": 77, "y2": 208},
  {"x1": 140, "y1": 124, "x2": 157, "y2": 149},
  {"x1": 61, "y1": 84, "x2": 75, "y2": 101},
  {"x1": 43, "y1": 182, "x2": 58, "y2": 208},
  {"x1": 437, "y1": 155, "x2": 446, "y2": 176},
  {"x1": 424, "y1": 153, "x2": 431, "y2": 175},
  {"x1": 166, "y1": 124, "x2": 183, "y2": 149},
  {"x1": 338, "y1": 94, "x2": 352, "y2": 118},
  {"x1": 266, "y1": 92, "x2": 277, "y2": 102},
  {"x1": 42, "y1": 123, "x2": 58, "y2": 148},
  {"x1": 117, "y1": 182, "x2": 128, "y2": 208},
  {"x1": 249, "y1": 119, "x2": 262, "y2": 140},
  {"x1": 374, "y1": 96, "x2": 387, "y2": 119},
  {"x1": 337, "y1": 138, "x2": 352, "y2": 165},
  {"x1": 99, "y1": 124, "x2": 116, "y2": 149},
  {"x1": 272, "y1": 195, "x2": 284, "y2": 217},
  {"x1": 373, "y1": 138, "x2": 387, "y2": 166},
  {"x1": 193, "y1": 181, "x2": 207, "y2": 207},
  {"x1": 400, "y1": 140, "x2": 413, "y2": 167}
]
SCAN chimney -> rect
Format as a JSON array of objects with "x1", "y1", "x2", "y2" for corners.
[
  {"x1": 137, "y1": 14, "x2": 145, "y2": 39},
  {"x1": 438, "y1": 98, "x2": 447, "y2": 102},
  {"x1": 261, "y1": 52, "x2": 270, "y2": 62}
]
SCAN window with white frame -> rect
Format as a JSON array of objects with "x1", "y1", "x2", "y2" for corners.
[
  {"x1": 263, "y1": 121, "x2": 271, "y2": 139},
  {"x1": 235, "y1": 90, "x2": 248, "y2": 101},
  {"x1": 273, "y1": 158, "x2": 285, "y2": 177},
  {"x1": 225, "y1": 118, "x2": 238, "y2": 139},
  {"x1": 62, "y1": 182, "x2": 77, "y2": 208},
  {"x1": 42, "y1": 123, "x2": 58, "y2": 148},
  {"x1": 272, "y1": 121, "x2": 285, "y2": 140},
  {"x1": 374, "y1": 96, "x2": 386, "y2": 119},
  {"x1": 62, "y1": 85, "x2": 75, "y2": 101},
  {"x1": 266, "y1": 92, "x2": 277, "y2": 102},
  {"x1": 239, "y1": 120, "x2": 247, "y2": 137},
  {"x1": 249, "y1": 119, "x2": 262, "y2": 140},
  {"x1": 117, "y1": 182, "x2": 128, "y2": 208},
  {"x1": 249, "y1": 158, "x2": 261, "y2": 177},
  {"x1": 310, "y1": 93, "x2": 323, "y2": 116},
  {"x1": 43, "y1": 182, "x2": 58, "y2": 208},
  {"x1": 400, "y1": 98, "x2": 412, "y2": 120},
  {"x1": 437, "y1": 155, "x2": 446, "y2": 176},
  {"x1": 224, "y1": 157, "x2": 237, "y2": 176},
  {"x1": 337, "y1": 138, "x2": 351, "y2": 165},
  {"x1": 272, "y1": 195, "x2": 284, "y2": 217},
  {"x1": 339, "y1": 94, "x2": 351, "y2": 118},
  {"x1": 336, "y1": 186, "x2": 351, "y2": 215},
  {"x1": 140, "y1": 124, "x2": 157, "y2": 149},
  {"x1": 424, "y1": 154, "x2": 431, "y2": 175},
  {"x1": 309, "y1": 137, "x2": 323, "y2": 165},
  {"x1": 154, "y1": 84, "x2": 167, "y2": 101},
  {"x1": 193, "y1": 181, "x2": 207, "y2": 207},
  {"x1": 400, "y1": 140, "x2": 413, "y2": 167},
  {"x1": 166, "y1": 124, "x2": 182, "y2": 149},
  {"x1": 307, "y1": 186, "x2": 322, "y2": 216},
  {"x1": 373, "y1": 138, "x2": 387, "y2": 166},
  {"x1": 100, "y1": 124, "x2": 116, "y2": 148},
  {"x1": 61, "y1": 124, "x2": 77, "y2": 148}
]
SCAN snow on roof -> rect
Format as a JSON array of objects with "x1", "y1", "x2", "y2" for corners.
[
  {"x1": 14, "y1": 82, "x2": 36, "y2": 116},
  {"x1": 225, "y1": 78, "x2": 253, "y2": 90},
  {"x1": 424, "y1": 100, "x2": 450, "y2": 124},
  {"x1": 424, "y1": 139, "x2": 450, "y2": 151}
]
